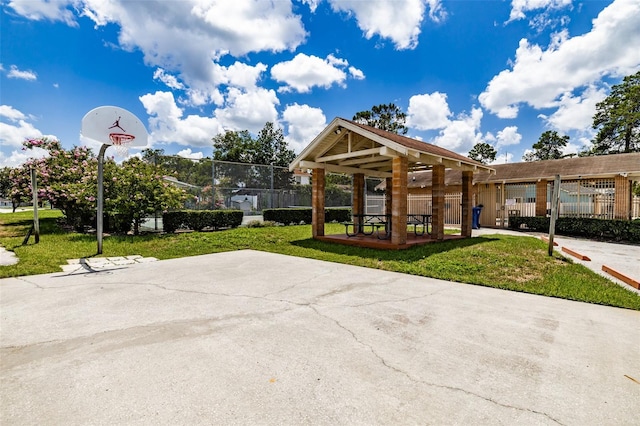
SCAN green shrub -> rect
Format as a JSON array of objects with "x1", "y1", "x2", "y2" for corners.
[
  {"x1": 246, "y1": 220, "x2": 277, "y2": 228},
  {"x1": 163, "y1": 210, "x2": 243, "y2": 233},
  {"x1": 509, "y1": 216, "x2": 640, "y2": 243},
  {"x1": 263, "y1": 207, "x2": 351, "y2": 225},
  {"x1": 104, "y1": 213, "x2": 133, "y2": 234}
]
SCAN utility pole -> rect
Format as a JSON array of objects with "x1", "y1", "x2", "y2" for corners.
[{"x1": 97, "y1": 144, "x2": 108, "y2": 254}]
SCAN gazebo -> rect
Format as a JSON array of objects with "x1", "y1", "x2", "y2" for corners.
[{"x1": 289, "y1": 117, "x2": 495, "y2": 249}]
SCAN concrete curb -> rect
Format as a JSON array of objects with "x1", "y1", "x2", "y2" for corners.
[
  {"x1": 602, "y1": 265, "x2": 640, "y2": 289},
  {"x1": 561, "y1": 246, "x2": 591, "y2": 261}
]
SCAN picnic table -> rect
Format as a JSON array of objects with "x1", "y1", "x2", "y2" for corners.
[{"x1": 344, "y1": 214, "x2": 432, "y2": 239}]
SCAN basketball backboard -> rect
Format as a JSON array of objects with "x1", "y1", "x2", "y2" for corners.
[{"x1": 81, "y1": 106, "x2": 148, "y2": 148}]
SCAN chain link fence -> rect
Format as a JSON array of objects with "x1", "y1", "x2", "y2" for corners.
[{"x1": 149, "y1": 156, "x2": 379, "y2": 215}]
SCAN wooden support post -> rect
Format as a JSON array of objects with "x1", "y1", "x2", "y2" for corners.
[
  {"x1": 461, "y1": 170, "x2": 473, "y2": 237},
  {"x1": 614, "y1": 175, "x2": 631, "y2": 220},
  {"x1": 536, "y1": 179, "x2": 547, "y2": 217},
  {"x1": 391, "y1": 157, "x2": 407, "y2": 245},
  {"x1": 312, "y1": 168, "x2": 325, "y2": 238},
  {"x1": 432, "y1": 164, "x2": 445, "y2": 241},
  {"x1": 353, "y1": 173, "x2": 365, "y2": 233}
]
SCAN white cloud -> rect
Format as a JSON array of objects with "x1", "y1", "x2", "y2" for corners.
[
  {"x1": 432, "y1": 108, "x2": 484, "y2": 153},
  {"x1": 176, "y1": 148, "x2": 204, "y2": 160},
  {"x1": 540, "y1": 84, "x2": 607, "y2": 132},
  {"x1": 348, "y1": 66, "x2": 365, "y2": 80},
  {"x1": 425, "y1": 0, "x2": 447, "y2": 22},
  {"x1": 139, "y1": 91, "x2": 224, "y2": 148},
  {"x1": 76, "y1": 0, "x2": 307, "y2": 92},
  {"x1": 153, "y1": 68, "x2": 185, "y2": 90},
  {"x1": 0, "y1": 148, "x2": 50, "y2": 168},
  {"x1": 490, "y1": 152, "x2": 515, "y2": 165},
  {"x1": 183, "y1": 88, "x2": 224, "y2": 108},
  {"x1": 562, "y1": 142, "x2": 580, "y2": 157},
  {"x1": 507, "y1": 0, "x2": 572, "y2": 23},
  {"x1": 495, "y1": 126, "x2": 522, "y2": 148},
  {"x1": 0, "y1": 110, "x2": 44, "y2": 150},
  {"x1": 218, "y1": 61, "x2": 267, "y2": 89},
  {"x1": 282, "y1": 103, "x2": 327, "y2": 153},
  {"x1": 7, "y1": 0, "x2": 78, "y2": 26},
  {"x1": 271, "y1": 53, "x2": 363, "y2": 93},
  {"x1": 155, "y1": 60, "x2": 269, "y2": 107},
  {"x1": 0, "y1": 120, "x2": 44, "y2": 150},
  {"x1": 7, "y1": 65, "x2": 37, "y2": 81},
  {"x1": 481, "y1": 0, "x2": 640, "y2": 119},
  {"x1": 0, "y1": 105, "x2": 27, "y2": 121},
  {"x1": 214, "y1": 87, "x2": 279, "y2": 133},
  {"x1": 0, "y1": 105, "x2": 58, "y2": 167},
  {"x1": 298, "y1": 0, "x2": 321, "y2": 13},
  {"x1": 328, "y1": 0, "x2": 439, "y2": 50},
  {"x1": 406, "y1": 92, "x2": 452, "y2": 130}
]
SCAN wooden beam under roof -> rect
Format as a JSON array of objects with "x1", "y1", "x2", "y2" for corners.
[
  {"x1": 359, "y1": 160, "x2": 393, "y2": 170},
  {"x1": 299, "y1": 160, "x2": 392, "y2": 178},
  {"x1": 339, "y1": 155, "x2": 388, "y2": 166},
  {"x1": 315, "y1": 147, "x2": 383, "y2": 163}
]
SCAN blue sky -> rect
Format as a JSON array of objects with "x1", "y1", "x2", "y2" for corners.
[{"x1": 1, "y1": 0, "x2": 639, "y2": 168}]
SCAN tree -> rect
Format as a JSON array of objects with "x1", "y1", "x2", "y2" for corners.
[
  {"x1": 211, "y1": 123, "x2": 295, "y2": 190},
  {"x1": 212, "y1": 130, "x2": 255, "y2": 163},
  {"x1": 522, "y1": 131, "x2": 569, "y2": 162},
  {"x1": 352, "y1": 103, "x2": 408, "y2": 135},
  {"x1": 254, "y1": 122, "x2": 296, "y2": 189},
  {"x1": 254, "y1": 122, "x2": 296, "y2": 167},
  {"x1": 7, "y1": 165, "x2": 32, "y2": 212},
  {"x1": 0, "y1": 167, "x2": 23, "y2": 211},
  {"x1": 591, "y1": 71, "x2": 640, "y2": 155},
  {"x1": 9, "y1": 138, "x2": 99, "y2": 230},
  {"x1": 106, "y1": 157, "x2": 186, "y2": 234},
  {"x1": 0, "y1": 167, "x2": 11, "y2": 199},
  {"x1": 468, "y1": 143, "x2": 497, "y2": 164}
]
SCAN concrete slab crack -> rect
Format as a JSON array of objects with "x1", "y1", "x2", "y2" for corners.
[{"x1": 309, "y1": 305, "x2": 564, "y2": 425}]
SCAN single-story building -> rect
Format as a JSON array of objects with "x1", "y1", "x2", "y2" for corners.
[{"x1": 377, "y1": 152, "x2": 640, "y2": 226}]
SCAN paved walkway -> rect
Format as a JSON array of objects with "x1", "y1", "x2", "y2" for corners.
[
  {"x1": 1, "y1": 250, "x2": 638, "y2": 425},
  {"x1": 0, "y1": 246, "x2": 18, "y2": 266},
  {"x1": 60, "y1": 255, "x2": 158, "y2": 274}
]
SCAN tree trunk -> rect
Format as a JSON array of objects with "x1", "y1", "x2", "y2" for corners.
[{"x1": 624, "y1": 125, "x2": 631, "y2": 153}]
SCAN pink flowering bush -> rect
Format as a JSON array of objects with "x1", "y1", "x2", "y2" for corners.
[
  {"x1": 10, "y1": 138, "x2": 99, "y2": 230},
  {"x1": 11, "y1": 138, "x2": 186, "y2": 233}
]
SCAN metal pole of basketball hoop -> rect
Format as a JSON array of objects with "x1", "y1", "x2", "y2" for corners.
[{"x1": 97, "y1": 144, "x2": 108, "y2": 254}]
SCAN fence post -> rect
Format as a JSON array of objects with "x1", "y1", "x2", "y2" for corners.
[
  {"x1": 270, "y1": 163, "x2": 274, "y2": 209},
  {"x1": 30, "y1": 167, "x2": 40, "y2": 243},
  {"x1": 548, "y1": 175, "x2": 561, "y2": 256},
  {"x1": 211, "y1": 159, "x2": 216, "y2": 209}
]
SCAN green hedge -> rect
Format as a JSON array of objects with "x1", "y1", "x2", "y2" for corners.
[
  {"x1": 263, "y1": 207, "x2": 351, "y2": 225},
  {"x1": 163, "y1": 210, "x2": 243, "y2": 233},
  {"x1": 508, "y1": 216, "x2": 640, "y2": 243}
]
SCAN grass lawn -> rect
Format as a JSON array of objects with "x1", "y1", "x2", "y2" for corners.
[{"x1": 2, "y1": 209, "x2": 639, "y2": 310}]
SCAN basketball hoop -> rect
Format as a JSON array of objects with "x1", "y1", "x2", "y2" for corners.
[{"x1": 109, "y1": 133, "x2": 135, "y2": 157}]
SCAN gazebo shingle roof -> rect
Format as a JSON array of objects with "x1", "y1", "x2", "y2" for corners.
[
  {"x1": 290, "y1": 117, "x2": 494, "y2": 178},
  {"x1": 344, "y1": 119, "x2": 485, "y2": 167}
]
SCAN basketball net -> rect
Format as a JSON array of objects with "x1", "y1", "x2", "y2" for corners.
[{"x1": 109, "y1": 133, "x2": 135, "y2": 157}]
